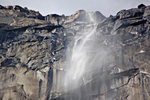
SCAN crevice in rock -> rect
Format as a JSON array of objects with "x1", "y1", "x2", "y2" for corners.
[{"x1": 45, "y1": 62, "x2": 53, "y2": 100}]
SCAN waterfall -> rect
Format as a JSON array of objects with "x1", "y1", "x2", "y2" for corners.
[{"x1": 64, "y1": 12, "x2": 99, "y2": 92}]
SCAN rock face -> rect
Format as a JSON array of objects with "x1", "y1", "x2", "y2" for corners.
[
  {"x1": 0, "y1": 5, "x2": 66, "y2": 100},
  {"x1": 45, "y1": 10, "x2": 105, "y2": 25},
  {"x1": 0, "y1": 4, "x2": 150, "y2": 100},
  {"x1": 93, "y1": 4, "x2": 150, "y2": 100}
]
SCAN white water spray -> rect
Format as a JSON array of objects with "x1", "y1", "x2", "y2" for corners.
[{"x1": 64, "y1": 12, "x2": 100, "y2": 91}]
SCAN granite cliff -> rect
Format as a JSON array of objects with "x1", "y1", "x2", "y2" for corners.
[{"x1": 0, "y1": 4, "x2": 150, "y2": 100}]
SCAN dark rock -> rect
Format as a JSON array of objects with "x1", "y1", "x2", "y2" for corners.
[
  {"x1": 45, "y1": 14, "x2": 66, "y2": 25},
  {"x1": 38, "y1": 79, "x2": 42, "y2": 98},
  {"x1": 0, "y1": 5, "x2": 6, "y2": 9},
  {"x1": 138, "y1": 4, "x2": 146, "y2": 9},
  {"x1": 5, "y1": 5, "x2": 13, "y2": 10},
  {"x1": 116, "y1": 8, "x2": 144, "y2": 19},
  {"x1": 37, "y1": 36, "x2": 44, "y2": 42},
  {"x1": 0, "y1": 4, "x2": 150, "y2": 100},
  {"x1": 13, "y1": 5, "x2": 25, "y2": 12},
  {"x1": 1, "y1": 59, "x2": 16, "y2": 67}
]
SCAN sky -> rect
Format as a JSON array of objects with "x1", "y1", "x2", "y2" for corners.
[{"x1": 0, "y1": 0, "x2": 150, "y2": 17}]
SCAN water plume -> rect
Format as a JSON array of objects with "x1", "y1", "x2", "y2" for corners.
[{"x1": 63, "y1": 11, "x2": 108, "y2": 99}]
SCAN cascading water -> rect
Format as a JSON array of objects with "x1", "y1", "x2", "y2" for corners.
[
  {"x1": 63, "y1": 11, "x2": 107, "y2": 99},
  {"x1": 64, "y1": 12, "x2": 97, "y2": 89}
]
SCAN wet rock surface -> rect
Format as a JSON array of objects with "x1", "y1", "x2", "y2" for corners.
[{"x1": 0, "y1": 4, "x2": 150, "y2": 100}]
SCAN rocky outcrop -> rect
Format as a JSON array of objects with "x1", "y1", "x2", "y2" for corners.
[
  {"x1": 45, "y1": 10, "x2": 105, "y2": 25},
  {"x1": 0, "y1": 4, "x2": 150, "y2": 100},
  {"x1": 93, "y1": 4, "x2": 150, "y2": 100},
  {"x1": 0, "y1": 5, "x2": 67, "y2": 100}
]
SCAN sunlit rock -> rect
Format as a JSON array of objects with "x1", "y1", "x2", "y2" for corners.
[{"x1": 0, "y1": 4, "x2": 150, "y2": 100}]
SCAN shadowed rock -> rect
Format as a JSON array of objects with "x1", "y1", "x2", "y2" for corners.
[{"x1": 0, "y1": 4, "x2": 150, "y2": 100}]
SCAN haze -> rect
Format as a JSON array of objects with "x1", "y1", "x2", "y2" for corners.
[{"x1": 1, "y1": 0, "x2": 150, "y2": 16}]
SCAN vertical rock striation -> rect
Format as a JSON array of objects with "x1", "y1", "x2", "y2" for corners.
[{"x1": 0, "y1": 4, "x2": 150, "y2": 100}]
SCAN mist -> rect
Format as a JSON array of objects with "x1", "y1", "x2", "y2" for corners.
[
  {"x1": 62, "y1": 11, "x2": 114, "y2": 100},
  {"x1": 1, "y1": 0, "x2": 150, "y2": 16}
]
